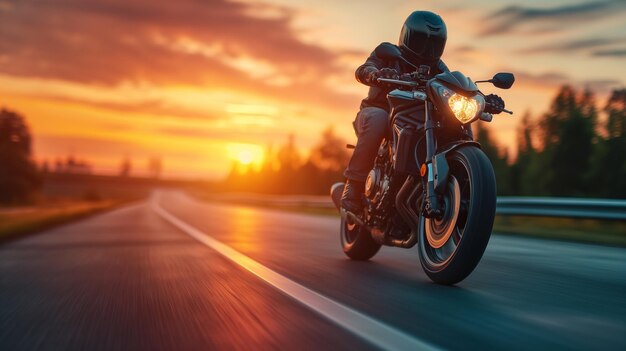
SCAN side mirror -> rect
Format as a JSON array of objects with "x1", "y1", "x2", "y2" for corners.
[
  {"x1": 375, "y1": 43, "x2": 402, "y2": 60},
  {"x1": 491, "y1": 72, "x2": 515, "y2": 89}
]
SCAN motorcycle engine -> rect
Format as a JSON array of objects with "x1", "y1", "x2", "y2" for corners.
[{"x1": 365, "y1": 167, "x2": 387, "y2": 203}]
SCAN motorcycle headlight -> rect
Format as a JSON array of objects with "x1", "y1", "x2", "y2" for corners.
[{"x1": 431, "y1": 82, "x2": 485, "y2": 124}]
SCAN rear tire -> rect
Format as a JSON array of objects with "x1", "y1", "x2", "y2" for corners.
[
  {"x1": 341, "y1": 215, "x2": 381, "y2": 261},
  {"x1": 418, "y1": 146, "x2": 496, "y2": 285}
]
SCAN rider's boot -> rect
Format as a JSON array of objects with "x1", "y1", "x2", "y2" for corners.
[{"x1": 340, "y1": 179, "x2": 365, "y2": 214}]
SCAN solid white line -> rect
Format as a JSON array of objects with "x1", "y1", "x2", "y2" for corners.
[{"x1": 151, "y1": 198, "x2": 439, "y2": 351}]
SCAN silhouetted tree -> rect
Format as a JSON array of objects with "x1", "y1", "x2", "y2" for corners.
[
  {"x1": 120, "y1": 157, "x2": 132, "y2": 177},
  {"x1": 54, "y1": 157, "x2": 64, "y2": 173},
  {"x1": 148, "y1": 157, "x2": 162, "y2": 179},
  {"x1": 539, "y1": 86, "x2": 596, "y2": 196},
  {"x1": 61, "y1": 156, "x2": 92, "y2": 174},
  {"x1": 0, "y1": 108, "x2": 41, "y2": 204},
  {"x1": 511, "y1": 112, "x2": 538, "y2": 195},
  {"x1": 589, "y1": 89, "x2": 626, "y2": 198},
  {"x1": 309, "y1": 127, "x2": 350, "y2": 172},
  {"x1": 475, "y1": 123, "x2": 512, "y2": 195},
  {"x1": 527, "y1": 86, "x2": 567, "y2": 194},
  {"x1": 41, "y1": 160, "x2": 50, "y2": 174},
  {"x1": 275, "y1": 134, "x2": 301, "y2": 193},
  {"x1": 605, "y1": 88, "x2": 626, "y2": 139},
  {"x1": 277, "y1": 134, "x2": 300, "y2": 172}
]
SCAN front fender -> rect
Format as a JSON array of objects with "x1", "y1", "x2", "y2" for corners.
[{"x1": 433, "y1": 141, "x2": 481, "y2": 193}]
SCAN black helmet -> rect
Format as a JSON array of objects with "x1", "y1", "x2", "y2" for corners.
[{"x1": 398, "y1": 11, "x2": 447, "y2": 65}]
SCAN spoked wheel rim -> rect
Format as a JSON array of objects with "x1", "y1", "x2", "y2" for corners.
[{"x1": 421, "y1": 156, "x2": 471, "y2": 267}]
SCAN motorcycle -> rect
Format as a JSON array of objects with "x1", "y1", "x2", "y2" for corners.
[{"x1": 331, "y1": 44, "x2": 515, "y2": 285}]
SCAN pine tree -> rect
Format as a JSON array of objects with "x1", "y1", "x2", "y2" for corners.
[
  {"x1": 589, "y1": 89, "x2": 626, "y2": 198},
  {"x1": 605, "y1": 89, "x2": 626, "y2": 139},
  {"x1": 538, "y1": 86, "x2": 596, "y2": 196},
  {"x1": 511, "y1": 111, "x2": 536, "y2": 195},
  {"x1": 474, "y1": 123, "x2": 512, "y2": 195},
  {"x1": 0, "y1": 108, "x2": 41, "y2": 204}
]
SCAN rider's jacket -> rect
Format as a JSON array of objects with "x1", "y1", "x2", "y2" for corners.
[{"x1": 356, "y1": 42, "x2": 450, "y2": 111}]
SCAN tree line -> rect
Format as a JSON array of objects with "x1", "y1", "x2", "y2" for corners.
[
  {"x1": 478, "y1": 86, "x2": 625, "y2": 198},
  {"x1": 224, "y1": 129, "x2": 350, "y2": 195},
  {"x1": 226, "y1": 86, "x2": 626, "y2": 198},
  {"x1": 1, "y1": 85, "x2": 624, "y2": 205}
]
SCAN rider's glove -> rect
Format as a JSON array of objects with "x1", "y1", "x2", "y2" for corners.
[
  {"x1": 484, "y1": 94, "x2": 505, "y2": 114},
  {"x1": 367, "y1": 68, "x2": 400, "y2": 87}
]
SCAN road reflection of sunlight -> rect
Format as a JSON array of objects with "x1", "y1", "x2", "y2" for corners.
[{"x1": 228, "y1": 206, "x2": 263, "y2": 254}]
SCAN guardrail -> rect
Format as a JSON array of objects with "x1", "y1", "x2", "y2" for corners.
[
  {"x1": 212, "y1": 194, "x2": 626, "y2": 221},
  {"x1": 496, "y1": 197, "x2": 626, "y2": 221}
]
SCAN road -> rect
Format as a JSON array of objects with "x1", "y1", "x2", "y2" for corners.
[{"x1": 1, "y1": 191, "x2": 624, "y2": 350}]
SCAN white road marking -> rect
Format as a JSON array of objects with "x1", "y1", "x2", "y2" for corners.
[{"x1": 151, "y1": 198, "x2": 440, "y2": 351}]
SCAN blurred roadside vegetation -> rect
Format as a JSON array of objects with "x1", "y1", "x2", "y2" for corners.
[
  {"x1": 492, "y1": 215, "x2": 626, "y2": 246},
  {"x1": 0, "y1": 200, "x2": 131, "y2": 243}
]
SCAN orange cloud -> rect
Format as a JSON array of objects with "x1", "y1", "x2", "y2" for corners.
[{"x1": 0, "y1": 0, "x2": 360, "y2": 113}]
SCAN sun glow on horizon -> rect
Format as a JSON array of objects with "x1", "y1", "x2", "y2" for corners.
[{"x1": 227, "y1": 143, "x2": 264, "y2": 168}]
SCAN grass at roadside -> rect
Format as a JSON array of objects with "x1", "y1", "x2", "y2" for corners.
[
  {"x1": 493, "y1": 216, "x2": 626, "y2": 246},
  {"x1": 0, "y1": 200, "x2": 136, "y2": 244},
  {"x1": 197, "y1": 193, "x2": 625, "y2": 246}
]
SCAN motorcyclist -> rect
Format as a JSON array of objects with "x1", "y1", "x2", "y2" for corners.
[{"x1": 341, "y1": 10, "x2": 504, "y2": 214}]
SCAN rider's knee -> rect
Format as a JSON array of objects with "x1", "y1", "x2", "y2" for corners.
[{"x1": 361, "y1": 108, "x2": 388, "y2": 137}]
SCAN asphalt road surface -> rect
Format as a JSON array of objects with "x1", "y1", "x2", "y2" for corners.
[{"x1": 1, "y1": 191, "x2": 624, "y2": 350}]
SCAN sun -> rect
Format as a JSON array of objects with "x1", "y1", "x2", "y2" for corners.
[
  {"x1": 227, "y1": 143, "x2": 264, "y2": 167},
  {"x1": 237, "y1": 149, "x2": 254, "y2": 165}
]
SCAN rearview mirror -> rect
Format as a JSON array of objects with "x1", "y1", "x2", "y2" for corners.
[
  {"x1": 375, "y1": 43, "x2": 402, "y2": 60},
  {"x1": 492, "y1": 72, "x2": 515, "y2": 89}
]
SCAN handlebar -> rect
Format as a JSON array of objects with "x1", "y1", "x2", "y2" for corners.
[
  {"x1": 377, "y1": 77, "x2": 514, "y2": 115},
  {"x1": 377, "y1": 77, "x2": 418, "y2": 87},
  {"x1": 485, "y1": 101, "x2": 513, "y2": 115}
]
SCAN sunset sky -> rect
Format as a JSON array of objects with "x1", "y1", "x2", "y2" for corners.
[{"x1": 1, "y1": 0, "x2": 625, "y2": 178}]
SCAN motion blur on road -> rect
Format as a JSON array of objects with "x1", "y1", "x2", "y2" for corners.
[{"x1": 1, "y1": 191, "x2": 624, "y2": 350}]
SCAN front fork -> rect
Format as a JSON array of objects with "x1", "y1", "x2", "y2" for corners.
[
  {"x1": 422, "y1": 102, "x2": 479, "y2": 219},
  {"x1": 420, "y1": 101, "x2": 447, "y2": 218}
]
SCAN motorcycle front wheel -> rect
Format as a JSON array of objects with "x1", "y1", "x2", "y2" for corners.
[{"x1": 418, "y1": 146, "x2": 496, "y2": 285}]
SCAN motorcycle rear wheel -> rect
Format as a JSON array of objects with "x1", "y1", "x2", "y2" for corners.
[
  {"x1": 418, "y1": 146, "x2": 496, "y2": 285},
  {"x1": 340, "y1": 214, "x2": 381, "y2": 261}
]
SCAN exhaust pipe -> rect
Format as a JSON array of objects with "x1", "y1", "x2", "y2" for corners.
[
  {"x1": 332, "y1": 179, "x2": 419, "y2": 248},
  {"x1": 391, "y1": 176, "x2": 420, "y2": 248}
]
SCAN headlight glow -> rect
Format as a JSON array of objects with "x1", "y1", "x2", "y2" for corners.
[
  {"x1": 430, "y1": 81, "x2": 485, "y2": 124},
  {"x1": 448, "y1": 94, "x2": 479, "y2": 124}
]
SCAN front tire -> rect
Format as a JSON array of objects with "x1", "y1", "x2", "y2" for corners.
[{"x1": 418, "y1": 146, "x2": 496, "y2": 285}]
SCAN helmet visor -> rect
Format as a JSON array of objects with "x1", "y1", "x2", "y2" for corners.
[{"x1": 403, "y1": 30, "x2": 446, "y2": 62}]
